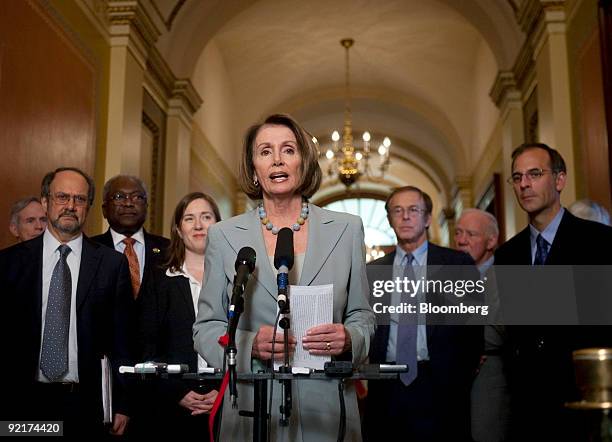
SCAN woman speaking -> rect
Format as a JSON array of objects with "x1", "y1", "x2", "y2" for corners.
[{"x1": 193, "y1": 114, "x2": 375, "y2": 441}]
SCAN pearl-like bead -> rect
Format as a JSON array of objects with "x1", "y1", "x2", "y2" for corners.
[{"x1": 258, "y1": 201, "x2": 309, "y2": 235}]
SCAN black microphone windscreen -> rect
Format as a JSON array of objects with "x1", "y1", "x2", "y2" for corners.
[
  {"x1": 235, "y1": 246, "x2": 256, "y2": 272},
  {"x1": 274, "y1": 227, "x2": 294, "y2": 270}
]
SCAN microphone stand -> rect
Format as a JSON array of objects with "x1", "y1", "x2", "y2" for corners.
[
  {"x1": 227, "y1": 276, "x2": 246, "y2": 408},
  {"x1": 278, "y1": 296, "x2": 292, "y2": 426}
]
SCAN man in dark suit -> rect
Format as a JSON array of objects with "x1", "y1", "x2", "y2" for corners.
[
  {"x1": 91, "y1": 175, "x2": 169, "y2": 299},
  {"x1": 495, "y1": 143, "x2": 612, "y2": 439},
  {"x1": 0, "y1": 167, "x2": 133, "y2": 436},
  {"x1": 363, "y1": 186, "x2": 482, "y2": 441},
  {"x1": 91, "y1": 175, "x2": 169, "y2": 436}
]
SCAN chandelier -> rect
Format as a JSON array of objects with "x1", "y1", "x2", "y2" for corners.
[{"x1": 318, "y1": 38, "x2": 391, "y2": 188}]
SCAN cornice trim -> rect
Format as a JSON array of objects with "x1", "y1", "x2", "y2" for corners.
[
  {"x1": 106, "y1": 0, "x2": 161, "y2": 47},
  {"x1": 172, "y1": 79, "x2": 203, "y2": 115},
  {"x1": 512, "y1": 40, "x2": 536, "y2": 93},
  {"x1": 146, "y1": 47, "x2": 203, "y2": 117},
  {"x1": 490, "y1": 71, "x2": 521, "y2": 108}
]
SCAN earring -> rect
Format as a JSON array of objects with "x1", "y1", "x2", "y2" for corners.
[{"x1": 253, "y1": 176, "x2": 259, "y2": 187}]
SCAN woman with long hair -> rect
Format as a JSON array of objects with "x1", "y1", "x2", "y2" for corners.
[{"x1": 139, "y1": 192, "x2": 221, "y2": 437}]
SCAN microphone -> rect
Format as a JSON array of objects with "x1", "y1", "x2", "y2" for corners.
[
  {"x1": 274, "y1": 227, "x2": 294, "y2": 425},
  {"x1": 227, "y1": 246, "x2": 256, "y2": 408},
  {"x1": 228, "y1": 247, "x2": 256, "y2": 334},
  {"x1": 232, "y1": 246, "x2": 257, "y2": 301},
  {"x1": 274, "y1": 228, "x2": 294, "y2": 310}
]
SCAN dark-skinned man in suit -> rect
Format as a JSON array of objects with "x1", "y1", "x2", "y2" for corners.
[
  {"x1": 91, "y1": 174, "x2": 169, "y2": 436},
  {"x1": 91, "y1": 175, "x2": 169, "y2": 300}
]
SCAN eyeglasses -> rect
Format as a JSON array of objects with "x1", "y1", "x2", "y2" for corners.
[
  {"x1": 109, "y1": 192, "x2": 147, "y2": 204},
  {"x1": 390, "y1": 206, "x2": 426, "y2": 218},
  {"x1": 507, "y1": 168, "x2": 557, "y2": 185},
  {"x1": 51, "y1": 192, "x2": 89, "y2": 207}
]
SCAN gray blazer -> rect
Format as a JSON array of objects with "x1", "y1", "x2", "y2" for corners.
[{"x1": 193, "y1": 205, "x2": 375, "y2": 441}]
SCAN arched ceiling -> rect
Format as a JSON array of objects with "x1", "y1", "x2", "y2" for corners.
[{"x1": 154, "y1": 0, "x2": 524, "y2": 204}]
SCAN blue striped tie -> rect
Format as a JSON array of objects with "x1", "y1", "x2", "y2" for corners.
[{"x1": 40, "y1": 244, "x2": 72, "y2": 381}]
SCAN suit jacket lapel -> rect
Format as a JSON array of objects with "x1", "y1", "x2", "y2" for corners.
[
  {"x1": 76, "y1": 238, "x2": 102, "y2": 311},
  {"x1": 299, "y1": 205, "x2": 348, "y2": 286},
  {"x1": 220, "y1": 210, "x2": 278, "y2": 300},
  {"x1": 26, "y1": 237, "x2": 45, "y2": 339},
  {"x1": 517, "y1": 226, "x2": 533, "y2": 264},
  {"x1": 368, "y1": 251, "x2": 395, "y2": 362},
  {"x1": 177, "y1": 276, "x2": 196, "y2": 321},
  {"x1": 426, "y1": 243, "x2": 444, "y2": 280},
  {"x1": 547, "y1": 211, "x2": 571, "y2": 264},
  {"x1": 143, "y1": 231, "x2": 155, "y2": 280},
  {"x1": 99, "y1": 230, "x2": 114, "y2": 248}
]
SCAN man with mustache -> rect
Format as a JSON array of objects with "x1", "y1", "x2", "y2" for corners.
[
  {"x1": 92, "y1": 175, "x2": 169, "y2": 299},
  {"x1": 495, "y1": 143, "x2": 612, "y2": 439},
  {"x1": 0, "y1": 167, "x2": 133, "y2": 436}
]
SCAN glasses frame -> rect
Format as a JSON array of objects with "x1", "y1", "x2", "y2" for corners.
[
  {"x1": 50, "y1": 192, "x2": 89, "y2": 207},
  {"x1": 389, "y1": 205, "x2": 427, "y2": 218},
  {"x1": 507, "y1": 168, "x2": 558, "y2": 185},
  {"x1": 109, "y1": 192, "x2": 147, "y2": 205}
]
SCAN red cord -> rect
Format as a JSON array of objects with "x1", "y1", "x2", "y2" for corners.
[{"x1": 208, "y1": 333, "x2": 231, "y2": 442}]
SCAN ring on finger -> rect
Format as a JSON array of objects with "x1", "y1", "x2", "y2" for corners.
[{"x1": 325, "y1": 342, "x2": 331, "y2": 351}]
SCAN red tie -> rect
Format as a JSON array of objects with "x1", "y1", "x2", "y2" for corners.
[{"x1": 123, "y1": 237, "x2": 141, "y2": 298}]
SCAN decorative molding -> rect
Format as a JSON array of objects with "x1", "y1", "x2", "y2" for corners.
[
  {"x1": 146, "y1": 46, "x2": 176, "y2": 98},
  {"x1": 165, "y1": 0, "x2": 186, "y2": 30},
  {"x1": 149, "y1": 0, "x2": 186, "y2": 31},
  {"x1": 146, "y1": 47, "x2": 203, "y2": 120},
  {"x1": 532, "y1": 3, "x2": 567, "y2": 60},
  {"x1": 490, "y1": 71, "x2": 522, "y2": 109},
  {"x1": 517, "y1": 0, "x2": 565, "y2": 34},
  {"x1": 105, "y1": 0, "x2": 161, "y2": 69},
  {"x1": 517, "y1": 0, "x2": 545, "y2": 36},
  {"x1": 141, "y1": 112, "x2": 162, "y2": 232},
  {"x1": 513, "y1": 40, "x2": 536, "y2": 93},
  {"x1": 172, "y1": 79, "x2": 203, "y2": 116},
  {"x1": 106, "y1": 0, "x2": 161, "y2": 47},
  {"x1": 516, "y1": 1, "x2": 567, "y2": 61}
]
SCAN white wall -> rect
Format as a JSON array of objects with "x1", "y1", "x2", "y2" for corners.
[{"x1": 192, "y1": 38, "x2": 238, "y2": 176}]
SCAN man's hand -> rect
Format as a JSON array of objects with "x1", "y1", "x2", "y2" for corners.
[{"x1": 109, "y1": 413, "x2": 130, "y2": 436}]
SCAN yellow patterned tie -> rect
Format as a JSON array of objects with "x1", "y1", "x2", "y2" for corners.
[{"x1": 123, "y1": 237, "x2": 141, "y2": 298}]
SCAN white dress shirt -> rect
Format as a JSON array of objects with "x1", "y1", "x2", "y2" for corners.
[
  {"x1": 38, "y1": 229, "x2": 82, "y2": 382},
  {"x1": 110, "y1": 227, "x2": 145, "y2": 281},
  {"x1": 387, "y1": 242, "x2": 429, "y2": 362}
]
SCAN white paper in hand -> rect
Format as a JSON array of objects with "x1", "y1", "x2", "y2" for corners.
[{"x1": 275, "y1": 284, "x2": 333, "y2": 370}]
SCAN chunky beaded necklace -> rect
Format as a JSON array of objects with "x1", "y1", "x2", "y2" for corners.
[{"x1": 258, "y1": 201, "x2": 309, "y2": 235}]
